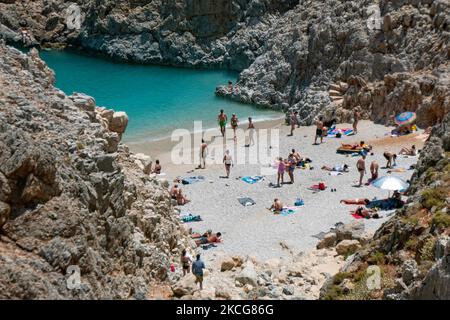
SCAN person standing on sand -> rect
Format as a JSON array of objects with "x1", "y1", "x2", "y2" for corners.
[
  {"x1": 152, "y1": 160, "x2": 161, "y2": 174},
  {"x1": 218, "y1": 109, "x2": 228, "y2": 137},
  {"x1": 230, "y1": 113, "x2": 239, "y2": 141},
  {"x1": 223, "y1": 150, "x2": 233, "y2": 178},
  {"x1": 247, "y1": 117, "x2": 255, "y2": 146},
  {"x1": 288, "y1": 111, "x2": 299, "y2": 136},
  {"x1": 369, "y1": 160, "x2": 379, "y2": 183},
  {"x1": 277, "y1": 157, "x2": 285, "y2": 187},
  {"x1": 357, "y1": 155, "x2": 366, "y2": 187},
  {"x1": 314, "y1": 116, "x2": 324, "y2": 145},
  {"x1": 353, "y1": 108, "x2": 360, "y2": 134},
  {"x1": 180, "y1": 249, "x2": 192, "y2": 276},
  {"x1": 192, "y1": 254, "x2": 205, "y2": 290},
  {"x1": 198, "y1": 139, "x2": 208, "y2": 169},
  {"x1": 287, "y1": 153, "x2": 296, "y2": 184}
]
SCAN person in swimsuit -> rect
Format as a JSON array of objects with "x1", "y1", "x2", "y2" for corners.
[
  {"x1": 356, "y1": 155, "x2": 366, "y2": 187},
  {"x1": 176, "y1": 189, "x2": 190, "y2": 205},
  {"x1": 223, "y1": 150, "x2": 233, "y2": 178},
  {"x1": 353, "y1": 108, "x2": 360, "y2": 134},
  {"x1": 322, "y1": 164, "x2": 349, "y2": 172},
  {"x1": 314, "y1": 116, "x2": 324, "y2": 145},
  {"x1": 194, "y1": 232, "x2": 222, "y2": 247},
  {"x1": 369, "y1": 161, "x2": 379, "y2": 182},
  {"x1": 291, "y1": 149, "x2": 302, "y2": 164},
  {"x1": 269, "y1": 198, "x2": 283, "y2": 213},
  {"x1": 170, "y1": 184, "x2": 180, "y2": 199},
  {"x1": 247, "y1": 117, "x2": 255, "y2": 146},
  {"x1": 288, "y1": 111, "x2": 299, "y2": 136},
  {"x1": 399, "y1": 145, "x2": 417, "y2": 156},
  {"x1": 180, "y1": 249, "x2": 192, "y2": 276},
  {"x1": 198, "y1": 139, "x2": 208, "y2": 169},
  {"x1": 287, "y1": 153, "x2": 296, "y2": 183},
  {"x1": 227, "y1": 81, "x2": 233, "y2": 92},
  {"x1": 152, "y1": 160, "x2": 161, "y2": 174},
  {"x1": 230, "y1": 114, "x2": 239, "y2": 141},
  {"x1": 218, "y1": 109, "x2": 228, "y2": 137},
  {"x1": 383, "y1": 152, "x2": 397, "y2": 168},
  {"x1": 277, "y1": 157, "x2": 285, "y2": 187}
]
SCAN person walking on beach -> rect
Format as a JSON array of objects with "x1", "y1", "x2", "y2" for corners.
[
  {"x1": 198, "y1": 139, "x2": 208, "y2": 169},
  {"x1": 247, "y1": 117, "x2": 255, "y2": 146},
  {"x1": 230, "y1": 113, "x2": 239, "y2": 141},
  {"x1": 314, "y1": 116, "x2": 324, "y2": 145},
  {"x1": 180, "y1": 249, "x2": 192, "y2": 276},
  {"x1": 223, "y1": 150, "x2": 233, "y2": 178},
  {"x1": 356, "y1": 155, "x2": 366, "y2": 187},
  {"x1": 192, "y1": 254, "x2": 206, "y2": 290},
  {"x1": 369, "y1": 160, "x2": 379, "y2": 183},
  {"x1": 288, "y1": 111, "x2": 299, "y2": 136},
  {"x1": 353, "y1": 108, "x2": 360, "y2": 134},
  {"x1": 218, "y1": 109, "x2": 228, "y2": 137},
  {"x1": 277, "y1": 157, "x2": 285, "y2": 187}
]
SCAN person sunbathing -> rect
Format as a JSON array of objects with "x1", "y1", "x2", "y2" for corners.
[
  {"x1": 353, "y1": 207, "x2": 380, "y2": 219},
  {"x1": 194, "y1": 232, "x2": 222, "y2": 246},
  {"x1": 176, "y1": 189, "x2": 190, "y2": 205},
  {"x1": 322, "y1": 164, "x2": 349, "y2": 172},
  {"x1": 399, "y1": 145, "x2": 417, "y2": 156},
  {"x1": 340, "y1": 198, "x2": 370, "y2": 205},
  {"x1": 170, "y1": 184, "x2": 180, "y2": 199},
  {"x1": 269, "y1": 198, "x2": 283, "y2": 213}
]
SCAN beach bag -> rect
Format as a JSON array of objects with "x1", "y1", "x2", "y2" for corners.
[
  {"x1": 336, "y1": 132, "x2": 342, "y2": 138},
  {"x1": 318, "y1": 182, "x2": 326, "y2": 190},
  {"x1": 295, "y1": 198, "x2": 304, "y2": 206}
]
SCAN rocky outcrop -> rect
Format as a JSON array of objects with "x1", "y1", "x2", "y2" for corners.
[
  {"x1": 0, "y1": 42, "x2": 191, "y2": 299},
  {"x1": 1, "y1": 1, "x2": 448, "y2": 127},
  {"x1": 320, "y1": 113, "x2": 450, "y2": 300},
  {"x1": 170, "y1": 248, "x2": 344, "y2": 300}
]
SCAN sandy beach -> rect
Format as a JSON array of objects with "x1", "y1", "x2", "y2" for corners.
[{"x1": 129, "y1": 120, "x2": 426, "y2": 261}]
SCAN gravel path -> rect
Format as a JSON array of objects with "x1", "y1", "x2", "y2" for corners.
[{"x1": 163, "y1": 121, "x2": 423, "y2": 260}]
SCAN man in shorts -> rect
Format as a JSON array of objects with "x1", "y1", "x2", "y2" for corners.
[
  {"x1": 314, "y1": 116, "x2": 324, "y2": 145},
  {"x1": 192, "y1": 254, "x2": 206, "y2": 290}
]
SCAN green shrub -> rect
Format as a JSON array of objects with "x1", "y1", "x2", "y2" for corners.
[
  {"x1": 432, "y1": 211, "x2": 450, "y2": 229},
  {"x1": 421, "y1": 188, "x2": 446, "y2": 210},
  {"x1": 419, "y1": 237, "x2": 436, "y2": 262}
]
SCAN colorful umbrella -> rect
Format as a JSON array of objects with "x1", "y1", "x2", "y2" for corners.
[
  {"x1": 371, "y1": 176, "x2": 409, "y2": 192},
  {"x1": 395, "y1": 112, "x2": 416, "y2": 126}
]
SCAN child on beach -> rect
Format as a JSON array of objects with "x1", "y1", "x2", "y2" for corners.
[{"x1": 277, "y1": 157, "x2": 285, "y2": 187}]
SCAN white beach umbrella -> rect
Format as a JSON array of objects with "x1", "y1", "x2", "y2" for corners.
[{"x1": 371, "y1": 176, "x2": 409, "y2": 192}]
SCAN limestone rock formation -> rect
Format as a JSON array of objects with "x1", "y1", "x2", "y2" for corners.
[
  {"x1": 0, "y1": 42, "x2": 190, "y2": 299},
  {"x1": 1, "y1": 1, "x2": 448, "y2": 126}
]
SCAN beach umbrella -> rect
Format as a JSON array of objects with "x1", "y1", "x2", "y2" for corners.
[
  {"x1": 395, "y1": 112, "x2": 416, "y2": 126},
  {"x1": 371, "y1": 176, "x2": 409, "y2": 192}
]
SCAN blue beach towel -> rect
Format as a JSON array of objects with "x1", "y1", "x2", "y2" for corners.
[
  {"x1": 182, "y1": 176, "x2": 205, "y2": 185},
  {"x1": 242, "y1": 176, "x2": 264, "y2": 184},
  {"x1": 280, "y1": 207, "x2": 299, "y2": 216},
  {"x1": 180, "y1": 213, "x2": 202, "y2": 222}
]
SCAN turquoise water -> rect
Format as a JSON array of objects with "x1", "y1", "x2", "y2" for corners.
[{"x1": 39, "y1": 50, "x2": 283, "y2": 142}]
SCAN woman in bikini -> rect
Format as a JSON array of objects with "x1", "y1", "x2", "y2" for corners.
[
  {"x1": 223, "y1": 150, "x2": 233, "y2": 178},
  {"x1": 230, "y1": 114, "x2": 239, "y2": 141}
]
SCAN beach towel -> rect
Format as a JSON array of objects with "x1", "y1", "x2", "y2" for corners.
[
  {"x1": 308, "y1": 183, "x2": 327, "y2": 191},
  {"x1": 280, "y1": 206, "x2": 299, "y2": 216},
  {"x1": 241, "y1": 175, "x2": 264, "y2": 184},
  {"x1": 366, "y1": 198, "x2": 404, "y2": 210},
  {"x1": 329, "y1": 171, "x2": 343, "y2": 176},
  {"x1": 327, "y1": 128, "x2": 354, "y2": 137},
  {"x1": 351, "y1": 213, "x2": 365, "y2": 219},
  {"x1": 180, "y1": 213, "x2": 202, "y2": 223},
  {"x1": 182, "y1": 176, "x2": 205, "y2": 185},
  {"x1": 238, "y1": 197, "x2": 256, "y2": 206}
]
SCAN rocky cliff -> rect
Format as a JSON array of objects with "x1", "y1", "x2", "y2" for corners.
[
  {"x1": 320, "y1": 113, "x2": 449, "y2": 300},
  {"x1": 1, "y1": 0, "x2": 448, "y2": 126},
  {"x1": 0, "y1": 42, "x2": 191, "y2": 299}
]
